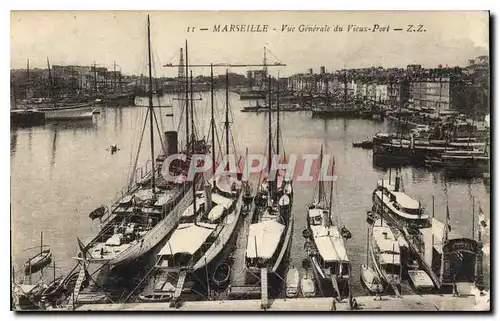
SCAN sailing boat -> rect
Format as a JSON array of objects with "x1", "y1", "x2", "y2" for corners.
[
  {"x1": 76, "y1": 16, "x2": 209, "y2": 267},
  {"x1": 245, "y1": 75, "x2": 294, "y2": 277},
  {"x1": 11, "y1": 59, "x2": 46, "y2": 127},
  {"x1": 303, "y1": 146, "x2": 350, "y2": 298},
  {"x1": 369, "y1": 216, "x2": 402, "y2": 293},
  {"x1": 360, "y1": 219, "x2": 383, "y2": 294},
  {"x1": 154, "y1": 68, "x2": 244, "y2": 292},
  {"x1": 23, "y1": 232, "x2": 52, "y2": 274},
  {"x1": 36, "y1": 58, "x2": 95, "y2": 121}
]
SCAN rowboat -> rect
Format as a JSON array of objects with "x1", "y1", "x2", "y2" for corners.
[
  {"x1": 212, "y1": 262, "x2": 231, "y2": 288},
  {"x1": 360, "y1": 264, "x2": 383, "y2": 294},
  {"x1": 300, "y1": 269, "x2": 316, "y2": 297},
  {"x1": 285, "y1": 265, "x2": 300, "y2": 298},
  {"x1": 138, "y1": 293, "x2": 173, "y2": 303},
  {"x1": 24, "y1": 249, "x2": 52, "y2": 274}
]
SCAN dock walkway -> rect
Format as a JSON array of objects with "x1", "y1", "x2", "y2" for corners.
[
  {"x1": 230, "y1": 209, "x2": 253, "y2": 287},
  {"x1": 71, "y1": 295, "x2": 488, "y2": 311}
]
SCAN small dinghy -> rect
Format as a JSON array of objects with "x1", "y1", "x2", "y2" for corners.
[
  {"x1": 138, "y1": 293, "x2": 173, "y2": 303},
  {"x1": 212, "y1": 262, "x2": 231, "y2": 288},
  {"x1": 285, "y1": 265, "x2": 300, "y2": 298},
  {"x1": 89, "y1": 206, "x2": 107, "y2": 220},
  {"x1": 340, "y1": 226, "x2": 352, "y2": 239},
  {"x1": 24, "y1": 249, "x2": 52, "y2": 274},
  {"x1": 41, "y1": 276, "x2": 64, "y2": 300},
  {"x1": 360, "y1": 264, "x2": 383, "y2": 294},
  {"x1": 300, "y1": 269, "x2": 316, "y2": 297}
]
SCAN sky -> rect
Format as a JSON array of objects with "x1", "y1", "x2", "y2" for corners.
[{"x1": 10, "y1": 11, "x2": 489, "y2": 77}]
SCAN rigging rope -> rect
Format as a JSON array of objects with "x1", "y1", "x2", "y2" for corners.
[{"x1": 128, "y1": 109, "x2": 150, "y2": 188}]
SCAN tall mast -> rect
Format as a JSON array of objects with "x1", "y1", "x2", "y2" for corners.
[
  {"x1": 46, "y1": 57, "x2": 53, "y2": 100},
  {"x1": 267, "y1": 75, "x2": 273, "y2": 195},
  {"x1": 225, "y1": 70, "x2": 230, "y2": 156},
  {"x1": 147, "y1": 15, "x2": 156, "y2": 191},
  {"x1": 327, "y1": 159, "x2": 334, "y2": 228},
  {"x1": 113, "y1": 61, "x2": 117, "y2": 91},
  {"x1": 318, "y1": 145, "x2": 324, "y2": 203},
  {"x1": 343, "y1": 70, "x2": 347, "y2": 107},
  {"x1": 190, "y1": 71, "x2": 196, "y2": 225},
  {"x1": 184, "y1": 40, "x2": 190, "y2": 146},
  {"x1": 26, "y1": 59, "x2": 30, "y2": 99},
  {"x1": 263, "y1": 47, "x2": 267, "y2": 78},
  {"x1": 190, "y1": 70, "x2": 195, "y2": 142},
  {"x1": 210, "y1": 64, "x2": 215, "y2": 179},
  {"x1": 276, "y1": 75, "x2": 280, "y2": 154},
  {"x1": 93, "y1": 61, "x2": 97, "y2": 94}
]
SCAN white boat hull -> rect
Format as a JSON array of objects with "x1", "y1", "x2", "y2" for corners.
[
  {"x1": 85, "y1": 181, "x2": 200, "y2": 267},
  {"x1": 44, "y1": 105, "x2": 95, "y2": 120},
  {"x1": 192, "y1": 192, "x2": 244, "y2": 271}
]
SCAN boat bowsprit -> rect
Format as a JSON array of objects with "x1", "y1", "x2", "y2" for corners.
[{"x1": 24, "y1": 249, "x2": 52, "y2": 274}]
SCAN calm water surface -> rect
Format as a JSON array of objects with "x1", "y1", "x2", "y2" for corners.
[{"x1": 11, "y1": 91, "x2": 490, "y2": 294}]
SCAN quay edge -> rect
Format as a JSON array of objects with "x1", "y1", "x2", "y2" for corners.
[{"x1": 52, "y1": 295, "x2": 488, "y2": 312}]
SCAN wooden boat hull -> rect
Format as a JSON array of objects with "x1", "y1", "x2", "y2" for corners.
[
  {"x1": 192, "y1": 191, "x2": 244, "y2": 271},
  {"x1": 285, "y1": 267, "x2": 300, "y2": 298},
  {"x1": 360, "y1": 264, "x2": 383, "y2": 294},
  {"x1": 43, "y1": 105, "x2": 95, "y2": 121},
  {"x1": 24, "y1": 250, "x2": 52, "y2": 274},
  {"x1": 84, "y1": 179, "x2": 201, "y2": 267},
  {"x1": 11, "y1": 110, "x2": 46, "y2": 127},
  {"x1": 300, "y1": 271, "x2": 316, "y2": 298},
  {"x1": 138, "y1": 293, "x2": 173, "y2": 302}
]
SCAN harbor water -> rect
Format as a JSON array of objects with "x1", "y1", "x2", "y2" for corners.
[{"x1": 11, "y1": 91, "x2": 490, "y2": 297}]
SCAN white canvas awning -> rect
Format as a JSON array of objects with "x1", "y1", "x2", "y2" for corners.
[
  {"x1": 246, "y1": 220, "x2": 285, "y2": 259},
  {"x1": 158, "y1": 224, "x2": 215, "y2": 256},
  {"x1": 211, "y1": 193, "x2": 233, "y2": 209},
  {"x1": 310, "y1": 225, "x2": 349, "y2": 262}
]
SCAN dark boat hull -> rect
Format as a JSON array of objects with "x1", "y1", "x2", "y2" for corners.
[{"x1": 11, "y1": 110, "x2": 46, "y2": 127}]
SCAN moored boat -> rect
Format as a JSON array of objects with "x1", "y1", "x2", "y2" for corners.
[
  {"x1": 360, "y1": 264, "x2": 383, "y2": 294},
  {"x1": 285, "y1": 265, "x2": 300, "y2": 298},
  {"x1": 300, "y1": 269, "x2": 316, "y2": 297},
  {"x1": 76, "y1": 17, "x2": 209, "y2": 268},
  {"x1": 303, "y1": 146, "x2": 350, "y2": 298},
  {"x1": 138, "y1": 293, "x2": 173, "y2": 302},
  {"x1": 245, "y1": 76, "x2": 294, "y2": 281},
  {"x1": 24, "y1": 249, "x2": 52, "y2": 274},
  {"x1": 369, "y1": 217, "x2": 402, "y2": 294}
]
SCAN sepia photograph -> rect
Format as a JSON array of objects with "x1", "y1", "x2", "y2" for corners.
[{"x1": 10, "y1": 10, "x2": 491, "y2": 312}]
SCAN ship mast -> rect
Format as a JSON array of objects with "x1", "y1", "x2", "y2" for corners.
[
  {"x1": 318, "y1": 145, "x2": 324, "y2": 204},
  {"x1": 276, "y1": 74, "x2": 280, "y2": 154},
  {"x1": 210, "y1": 64, "x2": 215, "y2": 180},
  {"x1": 184, "y1": 40, "x2": 190, "y2": 147},
  {"x1": 147, "y1": 15, "x2": 156, "y2": 192},
  {"x1": 267, "y1": 75, "x2": 273, "y2": 197},
  {"x1": 225, "y1": 70, "x2": 230, "y2": 155}
]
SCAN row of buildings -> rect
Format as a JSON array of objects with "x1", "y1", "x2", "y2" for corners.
[
  {"x1": 286, "y1": 55, "x2": 489, "y2": 116},
  {"x1": 11, "y1": 62, "x2": 136, "y2": 101}
]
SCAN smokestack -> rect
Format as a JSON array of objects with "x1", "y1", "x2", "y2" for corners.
[
  {"x1": 164, "y1": 131, "x2": 178, "y2": 156},
  {"x1": 395, "y1": 176, "x2": 401, "y2": 192},
  {"x1": 323, "y1": 210, "x2": 331, "y2": 228},
  {"x1": 204, "y1": 182, "x2": 212, "y2": 212}
]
